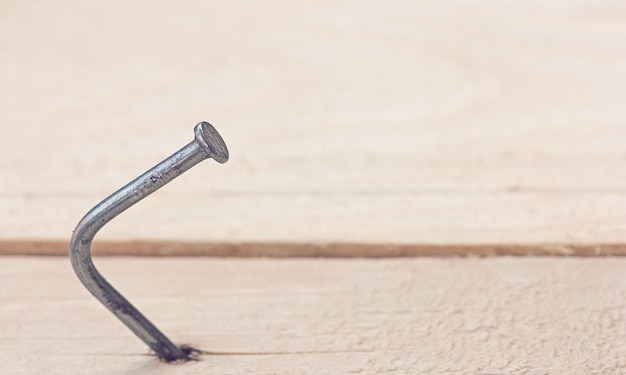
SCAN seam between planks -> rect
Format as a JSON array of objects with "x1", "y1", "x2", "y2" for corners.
[{"x1": 0, "y1": 240, "x2": 624, "y2": 256}]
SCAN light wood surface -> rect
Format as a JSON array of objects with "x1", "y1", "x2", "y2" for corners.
[
  {"x1": 3, "y1": 4, "x2": 624, "y2": 372},
  {"x1": 1, "y1": 1, "x2": 625, "y2": 254},
  {"x1": 2, "y1": 257, "x2": 625, "y2": 374}
]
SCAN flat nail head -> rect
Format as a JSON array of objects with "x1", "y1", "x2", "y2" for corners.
[{"x1": 195, "y1": 122, "x2": 229, "y2": 163}]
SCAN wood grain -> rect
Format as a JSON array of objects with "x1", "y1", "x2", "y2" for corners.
[
  {"x1": 1, "y1": 1, "x2": 626, "y2": 253},
  {"x1": 1, "y1": 257, "x2": 625, "y2": 374}
]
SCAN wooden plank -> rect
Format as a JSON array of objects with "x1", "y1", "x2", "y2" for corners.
[
  {"x1": 2, "y1": 1, "x2": 626, "y2": 253},
  {"x1": 1, "y1": 257, "x2": 625, "y2": 374}
]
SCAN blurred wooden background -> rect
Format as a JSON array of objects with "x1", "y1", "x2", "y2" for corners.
[{"x1": 1, "y1": 0, "x2": 625, "y2": 255}]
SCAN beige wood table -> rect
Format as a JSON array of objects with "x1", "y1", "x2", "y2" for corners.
[{"x1": 1, "y1": 1, "x2": 625, "y2": 373}]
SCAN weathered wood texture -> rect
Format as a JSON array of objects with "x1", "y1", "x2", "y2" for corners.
[
  {"x1": 1, "y1": 257, "x2": 625, "y2": 374},
  {"x1": 1, "y1": 1, "x2": 626, "y2": 254}
]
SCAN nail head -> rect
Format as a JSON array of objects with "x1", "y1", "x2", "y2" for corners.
[{"x1": 194, "y1": 122, "x2": 229, "y2": 164}]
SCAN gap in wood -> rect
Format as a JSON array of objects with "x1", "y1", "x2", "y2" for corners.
[{"x1": 0, "y1": 240, "x2": 624, "y2": 256}]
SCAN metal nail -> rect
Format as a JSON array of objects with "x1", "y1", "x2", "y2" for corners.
[{"x1": 70, "y1": 122, "x2": 229, "y2": 362}]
